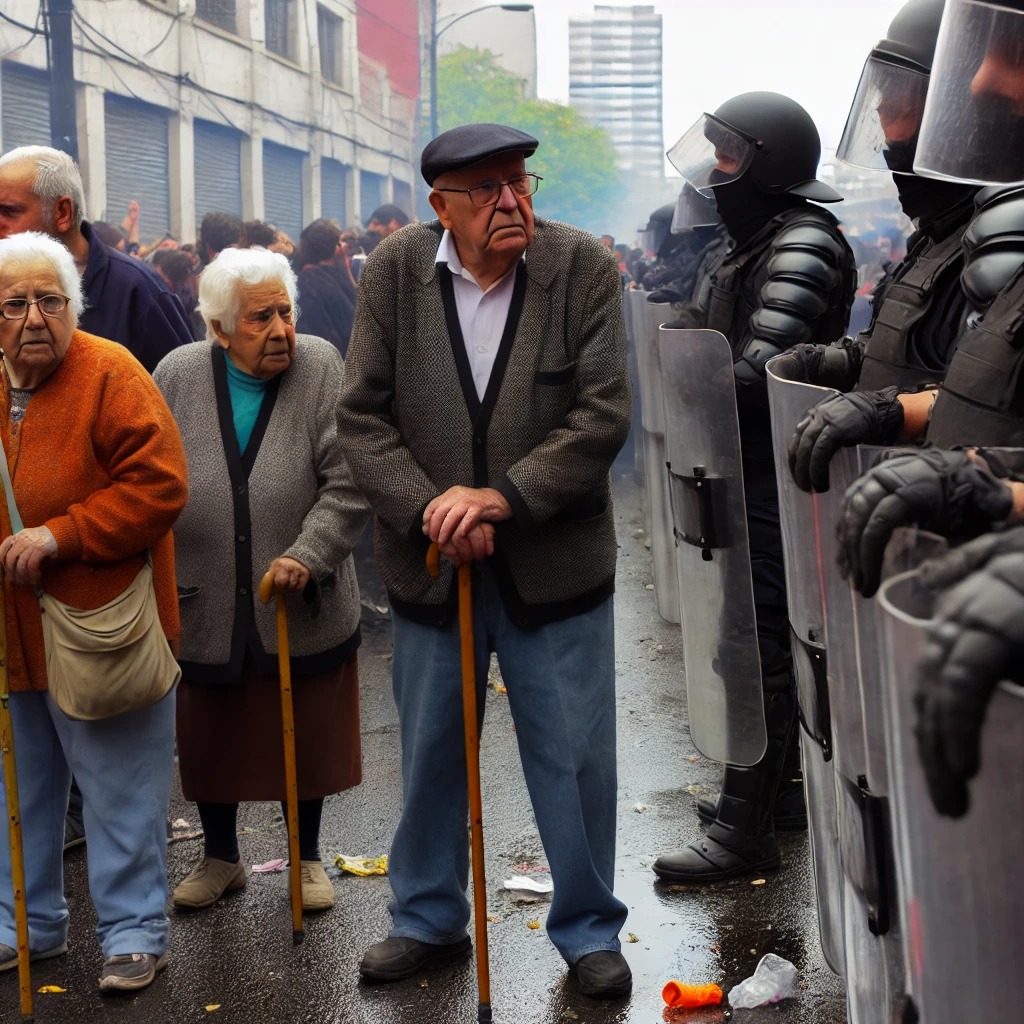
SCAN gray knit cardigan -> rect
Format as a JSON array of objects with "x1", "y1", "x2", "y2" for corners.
[
  {"x1": 336, "y1": 218, "x2": 632, "y2": 627},
  {"x1": 155, "y1": 335, "x2": 369, "y2": 682}
]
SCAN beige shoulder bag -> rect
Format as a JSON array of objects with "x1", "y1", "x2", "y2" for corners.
[{"x1": 0, "y1": 437, "x2": 180, "y2": 720}]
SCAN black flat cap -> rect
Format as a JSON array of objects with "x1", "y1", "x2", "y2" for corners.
[{"x1": 421, "y1": 123, "x2": 539, "y2": 186}]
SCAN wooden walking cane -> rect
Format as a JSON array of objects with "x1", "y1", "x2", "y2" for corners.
[
  {"x1": 427, "y1": 545, "x2": 491, "y2": 1023},
  {"x1": 0, "y1": 574, "x2": 33, "y2": 1020},
  {"x1": 258, "y1": 572, "x2": 304, "y2": 945}
]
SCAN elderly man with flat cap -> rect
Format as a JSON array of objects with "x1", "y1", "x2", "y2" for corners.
[{"x1": 337, "y1": 123, "x2": 633, "y2": 998}]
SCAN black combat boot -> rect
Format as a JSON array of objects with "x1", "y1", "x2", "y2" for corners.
[
  {"x1": 653, "y1": 690, "x2": 796, "y2": 883},
  {"x1": 695, "y1": 727, "x2": 807, "y2": 832}
]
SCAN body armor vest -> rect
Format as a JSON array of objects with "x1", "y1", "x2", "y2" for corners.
[
  {"x1": 857, "y1": 220, "x2": 971, "y2": 391},
  {"x1": 928, "y1": 267, "x2": 1024, "y2": 446}
]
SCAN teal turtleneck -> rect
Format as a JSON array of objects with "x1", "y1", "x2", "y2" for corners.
[{"x1": 224, "y1": 354, "x2": 269, "y2": 453}]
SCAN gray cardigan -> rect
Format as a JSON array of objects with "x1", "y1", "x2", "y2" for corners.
[
  {"x1": 155, "y1": 335, "x2": 369, "y2": 682},
  {"x1": 336, "y1": 218, "x2": 632, "y2": 627}
]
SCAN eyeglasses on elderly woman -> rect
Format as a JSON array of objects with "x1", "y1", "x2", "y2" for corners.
[{"x1": 0, "y1": 294, "x2": 71, "y2": 320}]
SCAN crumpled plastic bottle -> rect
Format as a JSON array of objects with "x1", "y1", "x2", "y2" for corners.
[{"x1": 728, "y1": 953, "x2": 799, "y2": 1009}]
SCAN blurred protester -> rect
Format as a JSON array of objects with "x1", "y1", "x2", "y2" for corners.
[
  {"x1": 0, "y1": 231, "x2": 188, "y2": 992},
  {"x1": 199, "y1": 212, "x2": 244, "y2": 266},
  {"x1": 295, "y1": 218, "x2": 356, "y2": 356},
  {"x1": 155, "y1": 247, "x2": 368, "y2": 914},
  {"x1": 91, "y1": 220, "x2": 126, "y2": 251},
  {"x1": 121, "y1": 199, "x2": 141, "y2": 254},
  {"x1": 241, "y1": 220, "x2": 277, "y2": 249},
  {"x1": 153, "y1": 249, "x2": 202, "y2": 340},
  {"x1": 269, "y1": 230, "x2": 295, "y2": 258},
  {"x1": 366, "y1": 204, "x2": 410, "y2": 239}
]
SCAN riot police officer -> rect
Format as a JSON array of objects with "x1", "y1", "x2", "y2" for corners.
[
  {"x1": 653, "y1": 92, "x2": 856, "y2": 884},
  {"x1": 787, "y1": 0, "x2": 983, "y2": 495}
]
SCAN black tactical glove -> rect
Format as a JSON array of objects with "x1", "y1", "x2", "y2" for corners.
[
  {"x1": 788, "y1": 386, "x2": 905, "y2": 493},
  {"x1": 770, "y1": 339, "x2": 864, "y2": 391},
  {"x1": 836, "y1": 449, "x2": 1014, "y2": 597},
  {"x1": 913, "y1": 527, "x2": 1024, "y2": 817}
]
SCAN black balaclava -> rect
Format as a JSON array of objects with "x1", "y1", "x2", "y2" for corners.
[
  {"x1": 893, "y1": 174, "x2": 981, "y2": 228},
  {"x1": 711, "y1": 173, "x2": 805, "y2": 247}
]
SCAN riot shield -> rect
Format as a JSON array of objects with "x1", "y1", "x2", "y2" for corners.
[
  {"x1": 766, "y1": 356, "x2": 845, "y2": 975},
  {"x1": 879, "y1": 569, "x2": 1024, "y2": 1022},
  {"x1": 766, "y1": 357, "x2": 842, "y2": 752},
  {"x1": 627, "y1": 291, "x2": 678, "y2": 624},
  {"x1": 660, "y1": 326, "x2": 766, "y2": 766}
]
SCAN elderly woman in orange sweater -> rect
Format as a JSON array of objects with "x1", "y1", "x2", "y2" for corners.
[{"x1": 0, "y1": 232, "x2": 188, "y2": 993}]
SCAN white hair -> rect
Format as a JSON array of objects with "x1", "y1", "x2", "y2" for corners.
[
  {"x1": 198, "y1": 246, "x2": 298, "y2": 337},
  {"x1": 0, "y1": 146, "x2": 86, "y2": 229},
  {"x1": 0, "y1": 231, "x2": 85, "y2": 322}
]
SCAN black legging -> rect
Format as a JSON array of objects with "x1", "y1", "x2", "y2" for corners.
[{"x1": 197, "y1": 798, "x2": 324, "y2": 863}]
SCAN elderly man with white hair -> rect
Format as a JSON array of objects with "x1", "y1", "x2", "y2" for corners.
[
  {"x1": 153, "y1": 247, "x2": 369, "y2": 916},
  {"x1": 0, "y1": 145, "x2": 194, "y2": 372},
  {"x1": 0, "y1": 231, "x2": 188, "y2": 991}
]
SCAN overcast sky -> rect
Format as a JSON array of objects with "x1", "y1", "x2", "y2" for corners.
[{"x1": 529, "y1": 0, "x2": 911, "y2": 156}]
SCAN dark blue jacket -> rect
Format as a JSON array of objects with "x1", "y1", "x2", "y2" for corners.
[{"x1": 79, "y1": 221, "x2": 194, "y2": 372}]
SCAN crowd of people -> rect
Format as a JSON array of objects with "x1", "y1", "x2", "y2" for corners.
[
  {"x1": 88, "y1": 201, "x2": 412, "y2": 356},
  {"x1": 0, "y1": 0, "x2": 1020, "y2": 1018}
]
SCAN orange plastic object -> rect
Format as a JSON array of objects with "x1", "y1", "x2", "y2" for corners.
[{"x1": 662, "y1": 980, "x2": 724, "y2": 1008}]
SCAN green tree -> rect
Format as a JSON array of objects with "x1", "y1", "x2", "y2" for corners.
[{"x1": 436, "y1": 46, "x2": 623, "y2": 233}]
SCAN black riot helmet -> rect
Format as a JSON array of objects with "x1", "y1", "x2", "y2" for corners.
[
  {"x1": 915, "y1": 0, "x2": 1024, "y2": 184},
  {"x1": 667, "y1": 91, "x2": 841, "y2": 202},
  {"x1": 837, "y1": 0, "x2": 945, "y2": 174}
]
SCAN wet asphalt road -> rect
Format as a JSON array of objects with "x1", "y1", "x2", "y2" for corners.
[{"x1": 2, "y1": 472, "x2": 846, "y2": 1024}]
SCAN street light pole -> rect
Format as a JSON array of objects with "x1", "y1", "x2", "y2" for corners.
[{"x1": 429, "y1": 3, "x2": 534, "y2": 140}]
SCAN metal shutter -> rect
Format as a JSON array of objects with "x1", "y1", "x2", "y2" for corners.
[
  {"x1": 359, "y1": 170, "x2": 385, "y2": 224},
  {"x1": 321, "y1": 158, "x2": 347, "y2": 227},
  {"x1": 1, "y1": 62, "x2": 51, "y2": 154},
  {"x1": 104, "y1": 94, "x2": 170, "y2": 241},
  {"x1": 194, "y1": 119, "x2": 243, "y2": 220},
  {"x1": 262, "y1": 141, "x2": 304, "y2": 242}
]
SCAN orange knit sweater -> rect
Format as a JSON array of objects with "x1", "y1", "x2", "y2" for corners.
[{"x1": 0, "y1": 330, "x2": 189, "y2": 693}]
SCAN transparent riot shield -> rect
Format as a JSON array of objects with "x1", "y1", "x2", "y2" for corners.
[
  {"x1": 879, "y1": 569, "x2": 1024, "y2": 1023},
  {"x1": 660, "y1": 327, "x2": 766, "y2": 766},
  {"x1": 766, "y1": 355, "x2": 845, "y2": 975},
  {"x1": 628, "y1": 292, "x2": 678, "y2": 623}
]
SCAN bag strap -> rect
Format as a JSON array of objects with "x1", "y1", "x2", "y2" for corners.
[{"x1": 0, "y1": 433, "x2": 24, "y2": 534}]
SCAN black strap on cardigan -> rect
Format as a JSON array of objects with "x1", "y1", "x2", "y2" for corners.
[{"x1": 438, "y1": 260, "x2": 528, "y2": 486}]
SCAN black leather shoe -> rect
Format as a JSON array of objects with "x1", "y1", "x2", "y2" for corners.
[
  {"x1": 572, "y1": 950, "x2": 632, "y2": 999},
  {"x1": 653, "y1": 834, "x2": 781, "y2": 884},
  {"x1": 358, "y1": 936, "x2": 472, "y2": 981}
]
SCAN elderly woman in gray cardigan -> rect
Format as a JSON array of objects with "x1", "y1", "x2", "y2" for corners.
[{"x1": 153, "y1": 246, "x2": 368, "y2": 913}]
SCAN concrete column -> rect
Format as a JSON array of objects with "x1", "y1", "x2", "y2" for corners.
[
  {"x1": 76, "y1": 84, "x2": 106, "y2": 222},
  {"x1": 168, "y1": 111, "x2": 195, "y2": 242},
  {"x1": 242, "y1": 131, "x2": 264, "y2": 220},
  {"x1": 347, "y1": 161, "x2": 361, "y2": 228},
  {"x1": 304, "y1": 146, "x2": 321, "y2": 223}
]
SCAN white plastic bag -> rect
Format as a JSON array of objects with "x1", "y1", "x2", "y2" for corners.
[{"x1": 728, "y1": 953, "x2": 798, "y2": 1009}]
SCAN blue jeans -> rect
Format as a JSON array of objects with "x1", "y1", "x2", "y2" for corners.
[
  {"x1": 388, "y1": 566, "x2": 627, "y2": 963},
  {"x1": 0, "y1": 690, "x2": 176, "y2": 958}
]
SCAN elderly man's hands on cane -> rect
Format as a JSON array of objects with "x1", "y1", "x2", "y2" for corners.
[{"x1": 423, "y1": 485, "x2": 509, "y2": 564}]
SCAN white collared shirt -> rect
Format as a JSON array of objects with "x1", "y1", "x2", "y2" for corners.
[{"x1": 435, "y1": 229, "x2": 520, "y2": 401}]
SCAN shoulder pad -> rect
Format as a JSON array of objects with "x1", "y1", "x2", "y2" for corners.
[
  {"x1": 964, "y1": 185, "x2": 1024, "y2": 256},
  {"x1": 962, "y1": 186, "x2": 1024, "y2": 307},
  {"x1": 771, "y1": 220, "x2": 850, "y2": 267}
]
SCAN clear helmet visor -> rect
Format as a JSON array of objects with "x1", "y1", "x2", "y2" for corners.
[
  {"x1": 671, "y1": 182, "x2": 720, "y2": 232},
  {"x1": 837, "y1": 54, "x2": 931, "y2": 174},
  {"x1": 667, "y1": 113, "x2": 756, "y2": 196},
  {"x1": 914, "y1": 0, "x2": 1024, "y2": 184}
]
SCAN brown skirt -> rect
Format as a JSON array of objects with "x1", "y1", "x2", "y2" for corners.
[{"x1": 176, "y1": 654, "x2": 361, "y2": 803}]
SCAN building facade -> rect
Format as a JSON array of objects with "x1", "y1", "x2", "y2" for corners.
[
  {"x1": 0, "y1": 0, "x2": 420, "y2": 244},
  {"x1": 568, "y1": 4, "x2": 663, "y2": 181}
]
